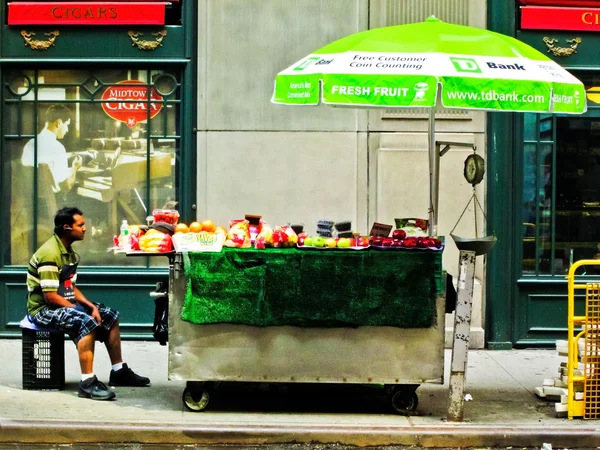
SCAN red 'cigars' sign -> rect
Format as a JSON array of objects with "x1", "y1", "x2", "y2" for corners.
[
  {"x1": 8, "y1": 2, "x2": 166, "y2": 26},
  {"x1": 101, "y1": 81, "x2": 163, "y2": 128},
  {"x1": 521, "y1": 5, "x2": 600, "y2": 30}
]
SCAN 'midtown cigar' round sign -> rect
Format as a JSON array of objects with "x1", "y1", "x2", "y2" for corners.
[{"x1": 101, "y1": 80, "x2": 163, "y2": 127}]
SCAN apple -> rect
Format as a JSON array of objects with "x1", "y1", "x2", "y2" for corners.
[
  {"x1": 415, "y1": 219, "x2": 427, "y2": 230},
  {"x1": 404, "y1": 237, "x2": 417, "y2": 248},
  {"x1": 313, "y1": 236, "x2": 326, "y2": 248},
  {"x1": 382, "y1": 237, "x2": 393, "y2": 247},
  {"x1": 392, "y1": 229, "x2": 406, "y2": 240},
  {"x1": 304, "y1": 236, "x2": 314, "y2": 247},
  {"x1": 298, "y1": 232, "x2": 308, "y2": 238},
  {"x1": 348, "y1": 237, "x2": 356, "y2": 247},
  {"x1": 297, "y1": 235, "x2": 306, "y2": 246},
  {"x1": 337, "y1": 237, "x2": 351, "y2": 248},
  {"x1": 419, "y1": 238, "x2": 431, "y2": 248},
  {"x1": 325, "y1": 237, "x2": 337, "y2": 248},
  {"x1": 432, "y1": 238, "x2": 443, "y2": 249},
  {"x1": 357, "y1": 236, "x2": 370, "y2": 247},
  {"x1": 372, "y1": 237, "x2": 383, "y2": 246}
]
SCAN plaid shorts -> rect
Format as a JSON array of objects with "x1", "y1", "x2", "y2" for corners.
[{"x1": 32, "y1": 302, "x2": 119, "y2": 345}]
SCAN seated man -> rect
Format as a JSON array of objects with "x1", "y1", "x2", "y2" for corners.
[{"x1": 26, "y1": 206, "x2": 150, "y2": 400}]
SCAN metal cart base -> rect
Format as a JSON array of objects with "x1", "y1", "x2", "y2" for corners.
[{"x1": 168, "y1": 253, "x2": 445, "y2": 414}]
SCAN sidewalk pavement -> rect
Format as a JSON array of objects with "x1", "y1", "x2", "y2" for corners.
[{"x1": 1, "y1": 339, "x2": 599, "y2": 448}]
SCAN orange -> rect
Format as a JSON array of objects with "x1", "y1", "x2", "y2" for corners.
[
  {"x1": 189, "y1": 221, "x2": 202, "y2": 233},
  {"x1": 201, "y1": 219, "x2": 215, "y2": 232},
  {"x1": 175, "y1": 223, "x2": 189, "y2": 233}
]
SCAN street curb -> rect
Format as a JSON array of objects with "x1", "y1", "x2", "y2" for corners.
[{"x1": 2, "y1": 419, "x2": 600, "y2": 447}]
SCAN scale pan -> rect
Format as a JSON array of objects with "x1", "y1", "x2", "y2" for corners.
[{"x1": 450, "y1": 234, "x2": 497, "y2": 256}]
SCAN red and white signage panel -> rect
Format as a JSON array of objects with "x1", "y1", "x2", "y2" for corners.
[
  {"x1": 520, "y1": 0, "x2": 600, "y2": 6},
  {"x1": 8, "y1": 2, "x2": 167, "y2": 26},
  {"x1": 521, "y1": 5, "x2": 600, "y2": 30},
  {"x1": 101, "y1": 80, "x2": 163, "y2": 128}
]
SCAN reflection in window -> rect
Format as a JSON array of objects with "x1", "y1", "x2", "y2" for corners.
[
  {"x1": 2, "y1": 69, "x2": 180, "y2": 267},
  {"x1": 554, "y1": 116, "x2": 600, "y2": 273},
  {"x1": 522, "y1": 109, "x2": 600, "y2": 276}
]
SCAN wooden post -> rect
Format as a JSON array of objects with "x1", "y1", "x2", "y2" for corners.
[{"x1": 447, "y1": 250, "x2": 476, "y2": 422}]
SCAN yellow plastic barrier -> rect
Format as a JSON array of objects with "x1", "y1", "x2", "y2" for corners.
[{"x1": 566, "y1": 260, "x2": 600, "y2": 420}]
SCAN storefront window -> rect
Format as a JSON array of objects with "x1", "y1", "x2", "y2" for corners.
[
  {"x1": 522, "y1": 75, "x2": 600, "y2": 275},
  {"x1": 522, "y1": 114, "x2": 555, "y2": 274},
  {"x1": 2, "y1": 68, "x2": 180, "y2": 266}
]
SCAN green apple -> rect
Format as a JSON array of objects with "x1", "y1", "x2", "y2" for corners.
[
  {"x1": 304, "y1": 236, "x2": 314, "y2": 247},
  {"x1": 313, "y1": 236, "x2": 326, "y2": 248},
  {"x1": 337, "y1": 237, "x2": 351, "y2": 248}
]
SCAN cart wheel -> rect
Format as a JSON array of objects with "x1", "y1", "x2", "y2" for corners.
[
  {"x1": 182, "y1": 383, "x2": 210, "y2": 412},
  {"x1": 390, "y1": 390, "x2": 419, "y2": 415}
]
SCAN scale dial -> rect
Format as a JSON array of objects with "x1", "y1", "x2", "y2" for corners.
[{"x1": 463, "y1": 154, "x2": 485, "y2": 186}]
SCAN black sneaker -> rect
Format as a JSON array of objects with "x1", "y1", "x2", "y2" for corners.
[
  {"x1": 109, "y1": 363, "x2": 150, "y2": 387},
  {"x1": 78, "y1": 376, "x2": 116, "y2": 401}
]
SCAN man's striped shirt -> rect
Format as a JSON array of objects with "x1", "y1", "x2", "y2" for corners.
[{"x1": 27, "y1": 234, "x2": 78, "y2": 316}]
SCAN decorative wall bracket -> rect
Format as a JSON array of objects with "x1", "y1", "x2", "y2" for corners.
[
  {"x1": 128, "y1": 30, "x2": 167, "y2": 51},
  {"x1": 21, "y1": 30, "x2": 59, "y2": 50},
  {"x1": 543, "y1": 37, "x2": 581, "y2": 57}
]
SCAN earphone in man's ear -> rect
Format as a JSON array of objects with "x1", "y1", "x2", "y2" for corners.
[{"x1": 64, "y1": 226, "x2": 73, "y2": 230}]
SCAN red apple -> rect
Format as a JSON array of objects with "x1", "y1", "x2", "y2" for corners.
[
  {"x1": 357, "y1": 236, "x2": 370, "y2": 247},
  {"x1": 392, "y1": 229, "x2": 406, "y2": 240},
  {"x1": 415, "y1": 219, "x2": 427, "y2": 230},
  {"x1": 404, "y1": 237, "x2": 417, "y2": 248},
  {"x1": 382, "y1": 237, "x2": 393, "y2": 247},
  {"x1": 417, "y1": 237, "x2": 428, "y2": 248},
  {"x1": 348, "y1": 237, "x2": 356, "y2": 247},
  {"x1": 297, "y1": 235, "x2": 306, "y2": 246},
  {"x1": 372, "y1": 237, "x2": 383, "y2": 246},
  {"x1": 432, "y1": 238, "x2": 443, "y2": 249}
]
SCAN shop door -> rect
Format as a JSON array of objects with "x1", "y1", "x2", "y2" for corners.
[{"x1": 514, "y1": 82, "x2": 600, "y2": 344}]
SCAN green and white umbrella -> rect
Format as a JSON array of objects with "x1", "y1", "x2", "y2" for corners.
[{"x1": 272, "y1": 17, "x2": 587, "y2": 235}]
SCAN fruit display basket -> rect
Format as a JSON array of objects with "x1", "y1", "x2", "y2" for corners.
[{"x1": 165, "y1": 248, "x2": 446, "y2": 415}]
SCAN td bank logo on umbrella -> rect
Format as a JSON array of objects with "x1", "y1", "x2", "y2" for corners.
[
  {"x1": 293, "y1": 56, "x2": 332, "y2": 71},
  {"x1": 451, "y1": 57, "x2": 527, "y2": 73},
  {"x1": 450, "y1": 57, "x2": 482, "y2": 74}
]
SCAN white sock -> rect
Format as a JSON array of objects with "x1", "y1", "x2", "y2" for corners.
[
  {"x1": 81, "y1": 373, "x2": 95, "y2": 382},
  {"x1": 112, "y1": 362, "x2": 124, "y2": 371}
]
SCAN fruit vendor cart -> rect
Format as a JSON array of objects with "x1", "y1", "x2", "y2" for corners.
[{"x1": 165, "y1": 247, "x2": 446, "y2": 414}]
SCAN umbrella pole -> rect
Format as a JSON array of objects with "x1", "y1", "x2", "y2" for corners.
[{"x1": 428, "y1": 107, "x2": 438, "y2": 236}]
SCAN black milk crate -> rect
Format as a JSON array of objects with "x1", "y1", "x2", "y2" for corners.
[{"x1": 22, "y1": 327, "x2": 65, "y2": 390}]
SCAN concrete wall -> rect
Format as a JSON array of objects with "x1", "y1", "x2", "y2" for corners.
[{"x1": 196, "y1": 0, "x2": 487, "y2": 348}]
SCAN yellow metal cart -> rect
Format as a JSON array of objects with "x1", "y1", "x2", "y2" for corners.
[{"x1": 567, "y1": 260, "x2": 600, "y2": 419}]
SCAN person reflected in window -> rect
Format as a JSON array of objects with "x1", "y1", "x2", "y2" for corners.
[{"x1": 21, "y1": 104, "x2": 82, "y2": 195}]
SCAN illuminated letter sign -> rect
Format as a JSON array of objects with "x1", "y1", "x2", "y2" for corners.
[
  {"x1": 521, "y1": 5, "x2": 600, "y2": 30},
  {"x1": 101, "y1": 80, "x2": 163, "y2": 127},
  {"x1": 8, "y1": 2, "x2": 166, "y2": 26}
]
